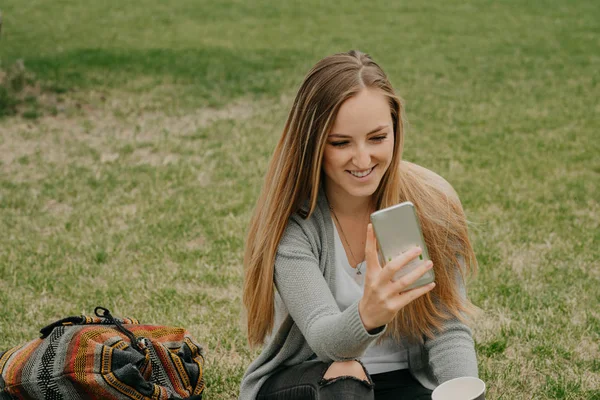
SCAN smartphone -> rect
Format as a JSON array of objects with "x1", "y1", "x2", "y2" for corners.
[{"x1": 370, "y1": 201, "x2": 434, "y2": 290}]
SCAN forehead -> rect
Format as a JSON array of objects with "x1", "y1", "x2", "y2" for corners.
[{"x1": 331, "y1": 88, "x2": 392, "y2": 135}]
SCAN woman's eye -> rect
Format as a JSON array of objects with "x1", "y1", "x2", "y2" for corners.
[
  {"x1": 371, "y1": 135, "x2": 387, "y2": 142},
  {"x1": 330, "y1": 141, "x2": 349, "y2": 147}
]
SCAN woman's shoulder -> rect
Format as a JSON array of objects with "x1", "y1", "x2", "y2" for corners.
[
  {"x1": 280, "y1": 195, "x2": 329, "y2": 250},
  {"x1": 400, "y1": 160, "x2": 461, "y2": 205}
]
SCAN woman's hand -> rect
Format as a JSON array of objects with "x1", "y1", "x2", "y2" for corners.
[{"x1": 358, "y1": 223, "x2": 436, "y2": 332}]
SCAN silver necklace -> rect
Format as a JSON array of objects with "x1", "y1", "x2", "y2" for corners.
[{"x1": 329, "y1": 205, "x2": 366, "y2": 275}]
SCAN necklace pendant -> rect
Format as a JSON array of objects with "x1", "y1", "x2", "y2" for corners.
[{"x1": 355, "y1": 263, "x2": 363, "y2": 275}]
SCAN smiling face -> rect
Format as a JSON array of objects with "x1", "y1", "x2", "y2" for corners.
[{"x1": 322, "y1": 88, "x2": 395, "y2": 203}]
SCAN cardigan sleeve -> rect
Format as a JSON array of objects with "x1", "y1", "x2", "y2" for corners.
[
  {"x1": 273, "y1": 219, "x2": 384, "y2": 362},
  {"x1": 424, "y1": 263, "x2": 479, "y2": 383},
  {"x1": 424, "y1": 317, "x2": 478, "y2": 383}
]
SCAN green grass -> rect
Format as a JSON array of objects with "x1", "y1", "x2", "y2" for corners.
[{"x1": 1, "y1": 0, "x2": 599, "y2": 398}]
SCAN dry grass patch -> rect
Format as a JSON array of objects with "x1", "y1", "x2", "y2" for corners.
[
  {"x1": 186, "y1": 235, "x2": 207, "y2": 250},
  {"x1": 473, "y1": 308, "x2": 514, "y2": 343},
  {"x1": 0, "y1": 88, "x2": 265, "y2": 180},
  {"x1": 43, "y1": 199, "x2": 73, "y2": 216}
]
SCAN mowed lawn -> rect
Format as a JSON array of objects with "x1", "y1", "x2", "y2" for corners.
[{"x1": 1, "y1": 0, "x2": 599, "y2": 398}]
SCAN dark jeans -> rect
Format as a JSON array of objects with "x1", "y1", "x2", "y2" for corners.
[{"x1": 257, "y1": 361, "x2": 432, "y2": 400}]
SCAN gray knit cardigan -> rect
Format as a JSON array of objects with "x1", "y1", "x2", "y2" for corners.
[{"x1": 239, "y1": 189, "x2": 478, "y2": 399}]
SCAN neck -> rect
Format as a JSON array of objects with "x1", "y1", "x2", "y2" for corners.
[{"x1": 325, "y1": 185, "x2": 374, "y2": 217}]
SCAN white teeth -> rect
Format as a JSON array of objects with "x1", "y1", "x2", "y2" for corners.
[{"x1": 349, "y1": 167, "x2": 373, "y2": 178}]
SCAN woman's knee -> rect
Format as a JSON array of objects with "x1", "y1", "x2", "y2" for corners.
[
  {"x1": 322, "y1": 360, "x2": 369, "y2": 382},
  {"x1": 319, "y1": 361, "x2": 373, "y2": 399}
]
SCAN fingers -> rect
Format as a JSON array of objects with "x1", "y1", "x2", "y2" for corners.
[
  {"x1": 391, "y1": 281, "x2": 436, "y2": 310},
  {"x1": 390, "y1": 259, "x2": 433, "y2": 293},
  {"x1": 379, "y1": 246, "x2": 423, "y2": 282},
  {"x1": 364, "y1": 224, "x2": 381, "y2": 274}
]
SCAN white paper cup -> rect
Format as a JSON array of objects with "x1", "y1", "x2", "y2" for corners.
[{"x1": 431, "y1": 377, "x2": 486, "y2": 400}]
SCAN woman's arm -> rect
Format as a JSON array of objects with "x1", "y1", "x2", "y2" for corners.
[
  {"x1": 425, "y1": 255, "x2": 478, "y2": 382},
  {"x1": 425, "y1": 250, "x2": 478, "y2": 381},
  {"x1": 275, "y1": 217, "x2": 436, "y2": 362},
  {"x1": 273, "y1": 219, "x2": 383, "y2": 361},
  {"x1": 424, "y1": 313, "x2": 478, "y2": 383}
]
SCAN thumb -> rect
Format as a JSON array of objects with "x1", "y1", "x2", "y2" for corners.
[{"x1": 365, "y1": 224, "x2": 381, "y2": 277}]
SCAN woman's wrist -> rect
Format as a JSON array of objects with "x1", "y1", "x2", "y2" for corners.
[{"x1": 358, "y1": 299, "x2": 379, "y2": 333}]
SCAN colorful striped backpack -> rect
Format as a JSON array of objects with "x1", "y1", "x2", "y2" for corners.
[{"x1": 0, "y1": 307, "x2": 205, "y2": 399}]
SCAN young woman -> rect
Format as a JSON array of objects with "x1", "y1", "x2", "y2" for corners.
[{"x1": 240, "y1": 50, "x2": 479, "y2": 400}]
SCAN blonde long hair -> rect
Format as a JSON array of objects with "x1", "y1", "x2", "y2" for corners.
[{"x1": 243, "y1": 50, "x2": 477, "y2": 347}]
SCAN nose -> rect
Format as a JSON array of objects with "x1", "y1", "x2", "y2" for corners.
[{"x1": 352, "y1": 144, "x2": 371, "y2": 170}]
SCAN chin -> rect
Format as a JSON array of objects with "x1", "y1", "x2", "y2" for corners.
[{"x1": 344, "y1": 183, "x2": 380, "y2": 199}]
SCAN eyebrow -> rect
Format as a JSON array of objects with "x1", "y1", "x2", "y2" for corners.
[{"x1": 328, "y1": 124, "x2": 390, "y2": 138}]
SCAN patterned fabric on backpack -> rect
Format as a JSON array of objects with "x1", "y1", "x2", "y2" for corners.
[{"x1": 0, "y1": 307, "x2": 205, "y2": 400}]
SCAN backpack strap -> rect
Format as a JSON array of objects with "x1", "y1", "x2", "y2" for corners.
[
  {"x1": 39, "y1": 307, "x2": 143, "y2": 355},
  {"x1": 94, "y1": 306, "x2": 144, "y2": 354}
]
